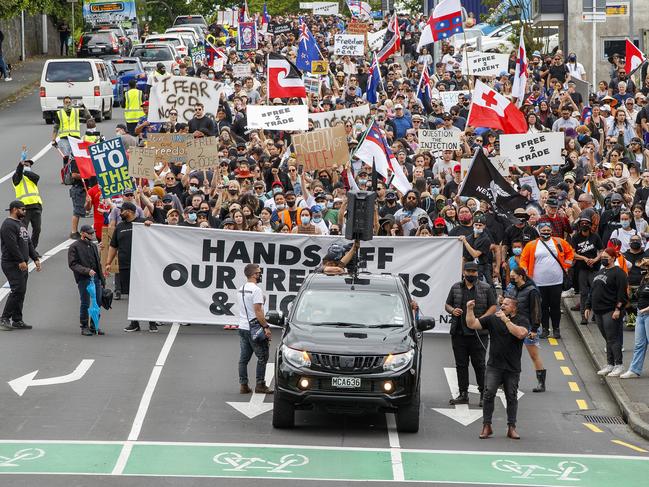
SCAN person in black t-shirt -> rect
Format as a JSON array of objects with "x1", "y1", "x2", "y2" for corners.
[
  {"x1": 458, "y1": 214, "x2": 493, "y2": 284},
  {"x1": 623, "y1": 234, "x2": 649, "y2": 288},
  {"x1": 466, "y1": 296, "x2": 529, "y2": 440},
  {"x1": 571, "y1": 216, "x2": 603, "y2": 323}
]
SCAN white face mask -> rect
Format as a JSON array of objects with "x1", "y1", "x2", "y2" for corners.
[{"x1": 23, "y1": 166, "x2": 31, "y2": 172}]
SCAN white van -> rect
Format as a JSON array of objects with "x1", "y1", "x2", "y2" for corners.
[{"x1": 39, "y1": 59, "x2": 114, "y2": 124}]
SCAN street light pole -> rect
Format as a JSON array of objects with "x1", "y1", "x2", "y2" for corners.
[{"x1": 592, "y1": 4, "x2": 596, "y2": 85}]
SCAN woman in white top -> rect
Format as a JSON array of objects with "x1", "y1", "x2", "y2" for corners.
[{"x1": 609, "y1": 211, "x2": 640, "y2": 253}]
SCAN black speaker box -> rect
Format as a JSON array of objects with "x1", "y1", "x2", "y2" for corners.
[{"x1": 345, "y1": 191, "x2": 376, "y2": 241}]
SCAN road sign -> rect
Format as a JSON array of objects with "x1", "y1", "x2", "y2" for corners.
[
  {"x1": 582, "y1": 0, "x2": 606, "y2": 10},
  {"x1": 582, "y1": 12, "x2": 607, "y2": 22}
]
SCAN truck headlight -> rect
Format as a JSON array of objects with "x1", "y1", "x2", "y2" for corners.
[
  {"x1": 383, "y1": 350, "x2": 414, "y2": 372},
  {"x1": 281, "y1": 345, "x2": 311, "y2": 368}
]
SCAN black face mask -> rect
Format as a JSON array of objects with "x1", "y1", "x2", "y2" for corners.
[
  {"x1": 163, "y1": 204, "x2": 173, "y2": 211},
  {"x1": 227, "y1": 189, "x2": 238, "y2": 195},
  {"x1": 330, "y1": 229, "x2": 340, "y2": 235},
  {"x1": 287, "y1": 200, "x2": 296, "y2": 207},
  {"x1": 600, "y1": 258, "x2": 610, "y2": 267},
  {"x1": 631, "y1": 241, "x2": 643, "y2": 250},
  {"x1": 433, "y1": 227, "x2": 445, "y2": 235},
  {"x1": 540, "y1": 233, "x2": 552, "y2": 240},
  {"x1": 464, "y1": 275, "x2": 477, "y2": 284},
  {"x1": 580, "y1": 223, "x2": 590, "y2": 232},
  {"x1": 256, "y1": 271, "x2": 263, "y2": 283}
]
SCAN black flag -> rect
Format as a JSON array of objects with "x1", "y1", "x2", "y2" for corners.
[{"x1": 458, "y1": 150, "x2": 527, "y2": 212}]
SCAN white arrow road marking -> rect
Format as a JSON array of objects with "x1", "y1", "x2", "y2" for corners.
[
  {"x1": 8, "y1": 359, "x2": 94, "y2": 396},
  {"x1": 433, "y1": 367, "x2": 484, "y2": 426},
  {"x1": 227, "y1": 363, "x2": 275, "y2": 419}
]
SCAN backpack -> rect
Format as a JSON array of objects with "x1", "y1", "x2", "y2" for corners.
[{"x1": 61, "y1": 159, "x2": 73, "y2": 185}]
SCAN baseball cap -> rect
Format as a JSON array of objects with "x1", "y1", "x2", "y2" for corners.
[
  {"x1": 453, "y1": 164, "x2": 461, "y2": 173},
  {"x1": 563, "y1": 171, "x2": 576, "y2": 182},
  {"x1": 311, "y1": 204, "x2": 323, "y2": 214},
  {"x1": 162, "y1": 194, "x2": 173, "y2": 203},
  {"x1": 123, "y1": 187, "x2": 135, "y2": 195},
  {"x1": 611, "y1": 193, "x2": 624, "y2": 202},
  {"x1": 166, "y1": 208, "x2": 179, "y2": 218},
  {"x1": 116, "y1": 123, "x2": 127, "y2": 131},
  {"x1": 464, "y1": 262, "x2": 478, "y2": 271},
  {"x1": 141, "y1": 101, "x2": 149, "y2": 107},
  {"x1": 221, "y1": 217, "x2": 235, "y2": 227},
  {"x1": 6, "y1": 200, "x2": 25, "y2": 211},
  {"x1": 601, "y1": 104, "x2": 611, "y2": 112},
  {"x1": 80, "y1": 224, "x2": 95, "y2": 234},
  {"x1": 121, "y1": 201, "x2": 137, "y2": 212},
  {"x1": 385, "y1": 190, "x2": 398, "y2": 200},
  {"x1": 433, "y1": 217, "x2": 446, "y2": 227},
  {"x1": 474, "y1": 214, "x2": 487, "y2": 224},
  {"x1": 520, "y1": 184, "x2": 533, "y2": 193},
  {"x1": 546, "y1": 198, "x2": 559, "y2": 207},
  {"x1": 513, "y1": 208, "x2": 528, "y2": 218},
  {"x1": 394, "y1": 103, "x2": 404, "y2": 109},
  {"x1": 379, "y1": 214, "x2": 395, "y2": 226}
]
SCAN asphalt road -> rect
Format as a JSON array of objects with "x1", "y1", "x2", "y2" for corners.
[{"x1": 0, "y1": 93, "x2": 647, "y2": 486}]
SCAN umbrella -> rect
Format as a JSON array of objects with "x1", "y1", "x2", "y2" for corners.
[{"x1": 86, "y1": 280, "x2": 101, "y2": 333}]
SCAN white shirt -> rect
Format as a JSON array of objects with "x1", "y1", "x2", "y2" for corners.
[
  {"x1": 533, "y1": 239, "x2": 564, "y2": 286},
  {"x1": 609, "y1": 227, "x2": 639, "y2": 253},
  {"x1": 237, "y1": 281, "x2": 264, "y2": 330},
  {"x1": 567, "y1": 62, "x2": 586, "y2": 80}
]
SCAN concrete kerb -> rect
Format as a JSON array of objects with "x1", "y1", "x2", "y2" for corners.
[{"x1": 562, "y1": 297, "x2": 649, "y2": 441}]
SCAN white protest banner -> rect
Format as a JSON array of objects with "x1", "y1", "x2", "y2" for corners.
[
  {"x1": 418, "y1": 129, "x2": 461, "y2": 151},
  {"x1": 247, "y1": 105, "x2": 309, "y2": 131},
  {"x1": 312, "y1": 1, "x2": 338, "y2": 14},
  {"x1": 293, "y1": 125, "x2": 349, "y2": 171},
  {"x1": 299, "y1": 2, "x2": 314, "y2": 8},
  {"x1": 127, "y1": 146, "x2": 157, "y2": 179},
  {"x1": 368, "y1": 28, "x2": 387, "y2": 51},
  {"x1": 309, "y1": 104, "x2": 370, "y2": 129},
  {"x1": 334, "y1": 34, "x2": 365, "y2": 56},
  {"x1": 232, "y1": 63, "x2": 251, "y2": 79},
  {"x1": 148, "y1": 75, "x2": 221, "y2": 123},
  {"x1": 518, "y1": 174, "x2": 541, "y2": 202},
  {"x1": 460, "y1": 51, "x2": 509, "y2": 77},
  {"x1": 440, "y1": 90, "x2": 469, "y2": 111},
  {"x1": 128, "y1": 225, "x2": 462, "y2": 332},
  {"x1": 499, "y1": 132, "x2": 564, "y2": 167}
]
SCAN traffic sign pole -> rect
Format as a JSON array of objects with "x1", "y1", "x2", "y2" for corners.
[{"x1": 592, "y1": 5, "x2": 596, "y2": 84}]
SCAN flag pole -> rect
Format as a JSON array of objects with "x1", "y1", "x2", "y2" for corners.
[{"x1": 460, "y1": 12, "x2": 473, "y2": 91}]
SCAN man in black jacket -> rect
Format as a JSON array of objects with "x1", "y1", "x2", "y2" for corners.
[
  {"x1": 1, "y1": 200, "x2": 41, "y2": 330},
  {"x1": 68, "y1": 225, "x2": 105, "y2": 336}
]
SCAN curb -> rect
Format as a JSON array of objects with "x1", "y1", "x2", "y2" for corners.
[{"x1": 562, "y1": 298, "x2": 649, "y2": 441}]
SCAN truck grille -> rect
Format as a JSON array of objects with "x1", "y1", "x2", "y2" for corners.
[{"x1": 310, "y1": 353, "x2": 385, "y2": 372}]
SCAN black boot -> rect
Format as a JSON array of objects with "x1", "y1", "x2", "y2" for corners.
[
  {"x1": 533, "y1": 369, "x2": 546, "y2": 393},
  {"x1": 449, "y1": 391, "x2": 469, "y2": 405},
  {"x1": 539, "y1": 328, "x2": 550, "y2": 339}
]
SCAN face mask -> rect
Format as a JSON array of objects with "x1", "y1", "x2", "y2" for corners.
[
  {"x1": 326, "y1": 201, "x2": 333, "y2": 209},
  {"x1": 276, "y1": 203, "x2": 285, "y2": 211},
  {"x1": 580, "y1": 223, "x2": 590, "y2": 231},
  {"x1": 301, "y1": 216, "x2": 311, "y2": 225},
  {"x1": 287, "y1": 200, "x2": 296, "y2": 207},
  {"x1": 228, "y1": 189, "x2": 238, "y2": 195},
  {"x1": 23, "y1": 166, "x2": 31, "y2": 172},
  {"x1": 551, "y1": 165, "x2": 559, "y2": 173},
  {"x1": 273, "y1": 187, "x2": 282, "y2": 194},
  {"x1": 433, "y1": 227, "x2": 444, "y2": 235},
  {"x1": 256, "y1": 271, "x2": 263, "y2": 283},
  {"x1": 431, "y1": 187, "x2": 440, "y2": 196},
  {"x1": 540, "y1": 233, "x2": 552, "y2": 240},
  {"x1": 225, "y1": 78, "x2": 232, "y2": 84},
  {"x1": 330, "y1": 229, "x2": 340, "y2": 235},
  {"x1": 173, "y1": 69, "x2": 180, "y2": 75},
  {"x1": 159, "y1": 68, "x2": 166, "y2": 74},
  {"x1": 600, "y1": 258, "x2": 610, "y2": 267},
  {"x1": 464, "y1": 275, "x2": 477, "y2": 283},
  {"x1": 313, "y1": 217, "x2": 322, "y2": 223},
  {"x1": 473, "y1": 227, "x2": 483, "y2": 235},
  {"x1": 189, "y1": 185, "x2": 199, "y2": 193},
  {"x1": 459, "y1": 216, "x2": 472, "y2": 224},
  {"x1": 630, "y1": 241, "x2": 642, "y2": 250},
  {"x1": 512, "y1": 248, "x2": 522, "y2": 256},
  {"x1": 358, "y1": 179, "x2": 367, "y2": 186},
  {"x1": 621, "y1": 220, "x2": 631, "y2": 229},
  {"x1": 208, "y1": 74, "x2": 215, "y2": 80},
  {"x1": 187, "y1": 212, "x2": 197, "y2": 223}
]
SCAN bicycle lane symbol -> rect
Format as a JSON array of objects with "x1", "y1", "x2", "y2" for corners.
[
  {"x1": 213, "y1": 452, "x2": 309, "y2": 474},
  {"x1": 0, "y1": 448, "x2": 45, "y2": 468},
  {"x1": 492, "y1": 459, "x2": 588, "y2": 482}
]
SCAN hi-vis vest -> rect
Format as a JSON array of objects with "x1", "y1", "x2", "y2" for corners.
[
  {"x1": 124, "y1": 88, "x2": 144, "y2": 123},
  {"x1": 13, "y1": 175, "x2": 42, "y2": 206},
  {"x1": 57, "y1": 108, "x2": 80, "y2": 138},
  {"x1": 84, "y1": 134, "x2": 99, "y2": 143}
]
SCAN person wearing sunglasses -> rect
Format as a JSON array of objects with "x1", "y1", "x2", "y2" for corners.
[{"x1": 188, "y1": 103, "x2": 216, "y2": 138}]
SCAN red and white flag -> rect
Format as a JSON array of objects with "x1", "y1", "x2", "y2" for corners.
[
  {"x1": 267, "y1": 53, "x2": 306, "y2": 99},
  {"x1": 467, "y1": 80, "x2": 527, "y2": 134},
  {"x1": 512, "y1": 27, "x2": 527, "y2": 106},
  {"x1": 68, "y1": 137, "x2": 96, "y2": 178},
  {"x1": 417, "y1": 0, "x2": 463, "y2": 52},
  {"x1": 625, "y1": 38, "x2": 647, "y2": 75},
  {"x1": 377, "y1": 13, "x2": 401, "y2": 63}
]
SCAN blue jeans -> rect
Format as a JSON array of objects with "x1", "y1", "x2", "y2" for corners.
[
  {"x1": 238, "y1": 329, "x2": 269, "y2": 385},
  {"x1": 0, "y1": 56, "x2": 8, "y2": 78},
  {"x1": 629, "y1": 312, "x2": 649, "y2": 374},
  {"x1": 78, "y1": 276, "x2": 102, "y2": 325}
]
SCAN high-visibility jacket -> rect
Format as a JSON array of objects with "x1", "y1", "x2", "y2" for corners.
[
  {"x1": 520, "y1": 237, "x2": 575, "y2": 279},
  {"x1": 84, "y1": 134, "x2": 99, "y2": 143},
  {"x1": 13, "y1": 175, "x2": 42, "y2": 206},
  {"x1": 124, "y1": 88, "x2": 144, "y2": 123},
  {"x1": 57, "y1": 108, "x2": 80, "y2": 138}
]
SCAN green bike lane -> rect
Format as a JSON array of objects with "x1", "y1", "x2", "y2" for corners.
[{"x1": 0, "y1": 440, "x2": 647, "y2": 485}]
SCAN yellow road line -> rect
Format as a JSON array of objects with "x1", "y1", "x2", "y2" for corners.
[
  {"x1": 611, "y1": 440, "x2": 648, "y2": 453},
  {"x1": 560, "y1": 366, "x2": 573, "y2": 376},
  {"x1": 568, "y1": 381, "x2": 580, "y2": 392},
  {"x1": 583, "y1": 422, "x2": 603, "y2": 433},
  {"x1": 576, "y1": 399, "x2": 589, "y2": 410},
  {"x1": 548, "y1": 337, "x2": 558, "y2": 346},
  {"x1": 554, "y1": 351, "x2": 565, "y2": 361}
]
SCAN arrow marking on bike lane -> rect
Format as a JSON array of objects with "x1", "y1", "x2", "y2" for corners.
[
  {"x1": 227, "y1": 363, "x2": 275, "y2": 419},
  {"x1": 8, "y1": 359, "x2": 95, "y2": 397},
  {"x1": 432, "y1": 367, "x2": 484, "y2": 426}
]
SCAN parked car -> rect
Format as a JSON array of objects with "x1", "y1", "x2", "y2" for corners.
[
  {"x1": 172, "y1": 14, "x2": 207, "y2": 30},
  {"x1": 104, "y1": 60, "x2": 125, "y2": 107},
  {"x1": 143, "y1": 34, "x2": 190, "y2": 58},
  {"x1": 129, "y1": 43, "x2": 179, "y2": 74},
  {"x1": 40, "y1": 59, "x2": 114, "y2": 124},
  {"x1": 90, "y1": 24, "x2": 133, "y2": 54},
  {"x1": 165, "y1": 27, "x2": 202, "y2": 44},
  {"x1": 77, "y1": 32, "x2": 125, "y2": 58}
]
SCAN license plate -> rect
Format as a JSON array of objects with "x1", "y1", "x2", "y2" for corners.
[
  {"x1": 91, "y1": 48, "x2": 101, "y2": 53},
  {"x1": 332, "y1": 377, "x2": 360, "y2": 388}
]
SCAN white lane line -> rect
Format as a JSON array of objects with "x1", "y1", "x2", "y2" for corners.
[
  {"x1": 0, "y1": 142, "x2": 52, "y2": 185},
  {"x1": 385, "y1": 413, "x2": 404, "y2": 481},
  {"x1": 112, "y1": 322, "x2": 181, "y2": 475},
  {"x1": 0, "y1": 239, "x2": 74, "y2": 299}
]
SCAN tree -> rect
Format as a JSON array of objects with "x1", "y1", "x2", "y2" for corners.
[{"x1": 481, "y1": 0, "x2": 546, "y2": 54}]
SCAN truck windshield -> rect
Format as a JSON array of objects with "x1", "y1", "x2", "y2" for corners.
[
  {"x1": 293, "y1": 290, "x2": 406, "y2": 327},
  {"x1": 131, "y1": 47, "x2": 172, "y2": 61}
]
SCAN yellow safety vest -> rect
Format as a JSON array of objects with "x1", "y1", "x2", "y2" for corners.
[
  {"x1": 124, "y1": 88, "x2": 144, "y2": 123},
  {"x1": 84, "y1": 134, "x2": 99, "y2": 143},
  {"x1": 13, "y1": 175, "x2": 42, "y2": 206},
  {"x1": 57, "y1": 108, "x2": 80, "y2": 138}
]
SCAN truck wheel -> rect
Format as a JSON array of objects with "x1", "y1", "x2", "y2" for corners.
[
  {"x1": 44, "y1": 112, "x2": 53, "y2": 125},
  {"x1": 396, "y1": 385, "x2": 420, "y2": 433},
  {"x1": 94, "y1": 107, "x2": 103, "y2": 123},
  {"x1": 272, "y1": 393, "x2": 295, "y2": 429}
]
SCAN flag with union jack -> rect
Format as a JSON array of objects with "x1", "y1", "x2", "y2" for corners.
[{"x1": 296, "y1": 18, "x2": 322, "y2": 72}]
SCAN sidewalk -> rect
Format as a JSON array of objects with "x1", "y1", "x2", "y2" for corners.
[
  {"x1": 563, "y1": 296, "x2": 649, "y2": 440},
  {"x1": 0, "y1": 56, "x2": 53, "y2": 105}
]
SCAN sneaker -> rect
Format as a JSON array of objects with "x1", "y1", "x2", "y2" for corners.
[
  {"x1": 0, "y1": 318, "x2": 13, "y2": 331},
  {"x1": 4, "y1": 77, "x2": 12, "y2": 82},
  {"x1": 597, "y1": 364, "x2": 614, "y2": 376},
  {"x1": 81, "y1": 326, "x2": 93, "y2": 336},
  {"x1": 561, "y1": 289, "x2": 575, "y2": 297},
  {"x1": 539, "y1": 329, "x2": 550, "y2": 339},
  {"x1": 149, "y1": 323, "x2": 159, "y2": 333},
  {"x1": 69, "y1": 232, "x2": 81, "y2": 240},
  {"x1": 11, "y1": 321, "x2": 32, "y2": 330},
  {"x1": 608, "y1": 365, "x2": 625, "y2": 377},
  {"x1": 580, "y1": 317, "x2": 588, "y2": 325},
  {"x1": 620, "y1": 370, "x2": 641, "y2": 379},
  {"x1": 114, "y1": 290, "x2": 121, "y2": 300},
  {"x1": 552, "y1": 330, "x2": 561, "y2": 339},
  {"x1": 89, "y1": 326, "x2": 105, "y2": 336},
  {"x1": 124, "y1": 323, "x2": 140, "y2": 332}
]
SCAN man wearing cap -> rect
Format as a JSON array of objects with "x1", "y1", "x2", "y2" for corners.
[
  {"x1": 390, "y1": 104, "x2": 413, "y2": 139},
  {"x1": 458, "y1": 214, "x2": 494, "y2": 284},
  {"x1": 0, "y1": 200, "x2": 41, "y2": 331},
  {"x1": 538, "y1": 198, "x2": 571, "y2": 239},
  {"x1": 445, "y1": 262, "x2": 497, "y2": 407},
  {"x1": 134, "y1": 101, "x2": 161, "y2": 140},
  {"x1": 68, "y1": 224, "x2": 105, "y2": 336},
  {"x1": 379, "y1": 190, "x2": 402, "y2": 218},
  {"x1": 503, "y1": 208, "x2": 539, "y2": 264},
  {"x1": 115, "y1": 123, "x2": 138, "y2": 150},
  {"x1": 105, "y1": 201, "x2": 158, "y2": 333},
  {"x1": 599, "y1": 192, "x2": 625, "y2": 245},
  {"x1": 11, "y1": 158, "x2": 42, "y2": 250}
]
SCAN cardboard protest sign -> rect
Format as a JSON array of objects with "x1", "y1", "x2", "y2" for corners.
[
  {"x1": 309, "y1": 104, "x2": 370, "y2": 129},
  {"x1": 518, "y1": 174, "x2": 541, "y2": 202},
  {"x1": 440, "y1": 90, "x2": 470, "y2": 111},
  {"x1": 190, "y1": 44, "x2": 206, "y2": 66},
  {"x1": 311, "y1": 60, "x2": 329, "y2": 75},
  {"x1": 418, "y1": 129, "x2": 461, "y2": 151},
  {"x1": 232, "y1": 63, "x2": 252, "y2": 79},
  {"x1": 101, "y1": 227, "x2": 119, "y2": 273},
  {"x1": 185, "y1": 136, "x2": 220, "y2": 171},
  {"x1": 89, "y1": 138, "x2": 133, "y2": 198},
  {"x1": 146, "y1": 133, "x2": 192, "y2": 165},
  {"x1": 334, "y1": 34, "x2": 365, "y2": 56},
  {"x1": 127, "y1": 146, "x2": 157, "y2": 179},
  {"x1": 269, "y1": 22, "x2": 292, "y2": 35},
  {"x1": 460, "y1": 52, "x2": 509, "y2": 77},
  {"x1": 347, "y1": 21, "x2": 370, "y2": 35},
  {"x1": 237, "y1": 22, "x2": 258, "y2": 51},
  {"x1": 368, "y1": 28, "x2": 387, "y2": 51},
  {"x1": 293, "y1": 125, "x2": 349, "y2": 171},
  {"x1": 499, "y1": 132, "x2": 564, "y2": 167},
  {"x1": 247, "y1": 105, "x2": 309, "y2": 131},
  {"x1": 148, "y1": 75, "x2": 221, "y2": 123},
  {"x1": 312, "y1": 2, "x2": 338, "y2": 14}
]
